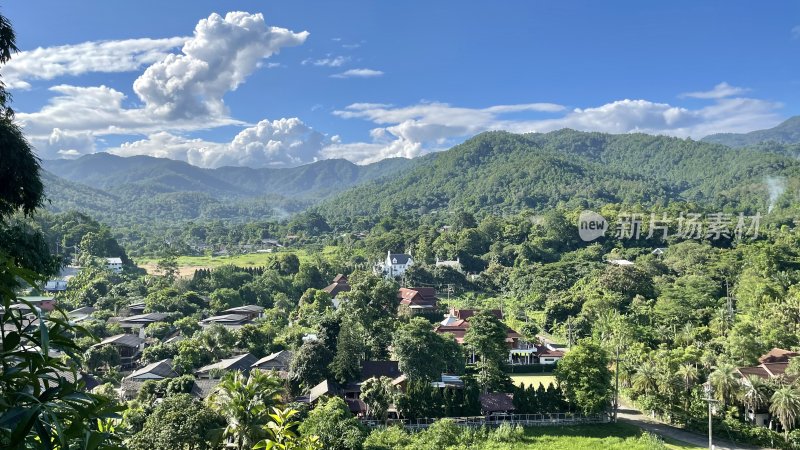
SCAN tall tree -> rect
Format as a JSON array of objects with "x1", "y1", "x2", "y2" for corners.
[
  {"x1": 554, "y1": 341, "x2": 612, "y2": 415},
  {"x1": 463, "y1": 311, "x2": 508, "y2": 391},
  {"x1": 207, "y1": 369, "x2": 285, "y2": 450},
  {"x1": 770, "y1": 386, "x2": 800, "y2": 439},
  {"x1": 392, "y1": 317, "x2": 464, "y2": 381}
]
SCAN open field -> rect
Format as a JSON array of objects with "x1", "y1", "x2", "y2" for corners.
[
  {"x1": 471, "y1": 423, "x2": 701, "y2": 449},
  {"x1": 136, "y1": 247, "x2": 343, "y2": 276},
  {"x1": 510, "y1": 373, "x2": 557, "y2": 389}
]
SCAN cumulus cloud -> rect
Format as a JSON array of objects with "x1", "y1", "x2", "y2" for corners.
[
  {"x1": 331, "y1": 68, "x2": 383, "y2": 78},
  {"x1": 680, "y1": 82, "x2": 749, "y2": 99},
  {"x1": 2, "y1": 37, "x2": 187, "y2": 89},
  {"x1": 18, "y1": 12, "x2": 308, "y2": 159},
  {"x1": 302, "y1": 55, "x2": 350, "y2": 67},
  {"x1": 28, "y1": 128, "x2": 96, "y2": 159},
  {"x1": 108, "y1": 118, "x2": 330, "y2": 168},
  {"x1": 133, "y1": 11, "x2": 308, "y2": 119},
  {"x1": 326, "y1": 88, "x2": 782, "y2": 164}
]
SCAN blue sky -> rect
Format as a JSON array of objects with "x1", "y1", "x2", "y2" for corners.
[{"x1": 4, "y1": 1, "x2": 799, "y2": 167}]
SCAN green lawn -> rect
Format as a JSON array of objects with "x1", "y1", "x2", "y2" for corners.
[
  {"x1": 510, "y1": 373, "x2": 557, "y2": 389},
  {"x1": 472, "y1": 423, "x2": 701, "y2": 449},
  {"x1": 135, "y1": 246, "x2": 344, "y2": 275}
]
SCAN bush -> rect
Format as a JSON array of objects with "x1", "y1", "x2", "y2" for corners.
[
  {"x1": 363, "y1": 426, "x2": 413, "y2": 450},
  {"x1": 487, "y1": 423, "x2": 525, "y2": 443}
]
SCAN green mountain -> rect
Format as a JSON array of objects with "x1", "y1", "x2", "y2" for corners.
[
  {"x1": 41, "y1": 153, "x2": 416, "y2": 226},
  {"x1": 702, "y1": 116, "x2": 800, "y2": 147},
  {"x1": 317, "y1": 129, "x2": 800, "y2": 221},
  {"x1": 42, "y1": 153, "x2": 414, "y2": 199}
]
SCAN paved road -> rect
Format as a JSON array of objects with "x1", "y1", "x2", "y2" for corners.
[{"x1": 617, "y1": 407, "x2": 770, "y2": 450}]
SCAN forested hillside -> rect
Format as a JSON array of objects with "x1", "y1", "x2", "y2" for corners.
[
  {"x1": 703, "y1": 115, "x2": 800, "y2": 148},
  {"x1": 41, "y1": 154, "x2": 416, "y2": 226},
  {"x1": 317, "y1": 129, "x2": 800, "y2": 222}
]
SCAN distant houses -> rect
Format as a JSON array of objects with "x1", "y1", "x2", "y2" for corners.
[
  {"x1": 375, "y1": 251, "x2": 414, "y2": 279},
  {"x1": 737, "y1": 348, "x2": 799, "y2": 427},
  {"x1": 44, "y1": 280, "x2": 68, "y2": 293},
  {"x1": 106, "y1": 257, "x2": 123, "y2": 273},
  {"x1": 435, "y1": 307, "x2": 563, "y2": 366},
  {"x1": 91, "y1": 334, "x2": 145, "y2": 370},
  {"x1": 397, "y1": 287, "x2": 438, "y2": 315},
  {"x1": 195, "y1": 353, "x2": 257, "y2": 379}
]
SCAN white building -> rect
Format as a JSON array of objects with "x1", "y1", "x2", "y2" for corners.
[
  {"x1": 435, "y1": 257, "x2": 463, "y2": 273},
  {"x1": 106, "y1": 257, "x2": 123, "y2": 273},
  {"x1": 375, "y1": 251, "x2": 414, "y2": 279}
]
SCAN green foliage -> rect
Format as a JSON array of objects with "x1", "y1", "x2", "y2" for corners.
[
  {"x1": 298, "y1": 397, "x2": 366, "y2": 450},
  {"x1": 128, "y1": 393, "x2": 224, "y2": 450},
  {"x1": 554, "y1": 341, "x2": 612, "y2": 414},
  {"x1": 207, "y1": 369, "x2": 285, "y2": 450},
  {"x1": 392, "y1": 317, "x2": 464, "y2": 381}
]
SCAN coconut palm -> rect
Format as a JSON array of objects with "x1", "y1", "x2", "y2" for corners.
[
  {"x1": 676, "y1": 363, "x2": 698, "y2": 414},
  {"x1": 207, "y1": 369, "x2": 285, "y2": 450},
  {"x1": 769, "y1": 385, "x2": 800, "y2": 438},
  {"x1": 632, "y1": 361, "x2": 659, "y2": 397},
  {"x1": 739, "y1": 375, "x2": 770, "y2": 421},
  {"x1": 709, "y1": 362, "x2": 739, "y2": 406}
]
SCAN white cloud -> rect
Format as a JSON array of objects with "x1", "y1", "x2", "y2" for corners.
[
  {"x1": 302, "y1": 55, "x2": 350, "y2": 67},
  {"x1": 326, "y1": 87, "x2": 782, "y2": 164},
  {"x1": 793, "y1": 25, "x2": 800, "y2": 40},
  {"x1": 29, "y1": 128, "x2": 96, "y2": 159},
  {"x1": 18, "y1": 12, "x2": 308, "y2": 159},
  {"x1": 108, "y1": 117, "x2": 330, "y2": 168},
  {"x1": 3, "y1": 37, "x2": 187, "y2": 89},
  {"x1": 331, "y1": 68, "x2": 383, "y2": 78},
  {"x1": 133, "y1": 11, "x2": 308, "y2": 120},
  {"x1": 680, "y1": 82, "x2": 749, "y2": 99}
]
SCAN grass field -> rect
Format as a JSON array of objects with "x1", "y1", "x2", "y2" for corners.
[
  {"x1": 136, "y1": 247, "x2": 342, "y2": 276},
  {"x1": 472, "y1": 423, "x2": 701, "y2": 449},
  {"x1": 510, "y1": 373, "x2": 557, "y2": 389}
]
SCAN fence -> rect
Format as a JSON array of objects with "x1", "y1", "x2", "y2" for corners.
[{"x1": 362, "y1": 412, "x2": 609, "y2": 430}]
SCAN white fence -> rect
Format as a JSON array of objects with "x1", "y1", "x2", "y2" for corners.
[{"x1": 363, "y1": 412, "x2": 609, "y2": 430}]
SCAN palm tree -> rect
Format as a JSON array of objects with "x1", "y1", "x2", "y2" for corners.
[
  {"x1": 207, "y1": 369, "x2": 285, "y2": 450},
  {"x1": 739, "y1": 375, "x2": 769, "y2": 422},
  {"x1": 770, "y1": 385, "x2": 800, "y2": 438},
  {"x1": 709, "y1": 362, "x2": 739, "y2": 406},
  {"x1": 676, "y1": 363, "x2": 698, "y2": 414},
  {"x1": 632, "y1": 361, "x2": 659, "y2": 397}
]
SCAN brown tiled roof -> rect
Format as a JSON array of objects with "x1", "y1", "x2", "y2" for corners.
[
  {"x1": 758, "y1": 348, "x2": 799, "y2": 364},
  {"x1": 333, "y1": 274, "x2": 347, "y2": 283},
  {"x1": 479, "y1": 393, "x2": 516, "y2": 413},
  {"x1": 398, "y1": 288, "x2": 438, "y2": 308},
  {"x1": 536, "y1": 346, "x2": 565, "y2": 358},
  {"x1": 322, "y1": 282, "x2": 350, "y2": 297},
  {"x1": 738, "y1": 366, "x2": 771, "y2": 379},
  {"x1": 763, "y1": 362, "x2": 789, "y2": 377}
]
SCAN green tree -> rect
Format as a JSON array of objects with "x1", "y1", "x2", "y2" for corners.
[
  {"x1": 289, "y1": 340, "x2": 333, "y2": 392},
  {"x1": 254, "y1": 407, "x2": 322, "y2": 450},
  {"x1": 463, "y1": 311, "x2": 508, "y2": 391},
  {"x1": 708, "y1": 362, "x2": 740, "y2": 406},
  {"x1": 298, "y1": 397, "x2": 366, "y2": 450},
  {"x1": 554, "y1": 341, "x2": 612, "y2": 414},
  {"x1": 770, "y1": 385, "x2": 800, "y2": 439},
  {"x1": 391, "y1": 317, "x2": 464, "y2": 381},
  {"x1": 207, "y1": 369, "x2": 285, "y2": 450},
  {"x1": 84, "y1": 344, "x2": 121, "y2": 372},
  {"x1": 360, "y1": 376, "x2": 395, "y2": 422},
  {"x1": 129, "y1": 394, "x2": 224, "y2": 450}
]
